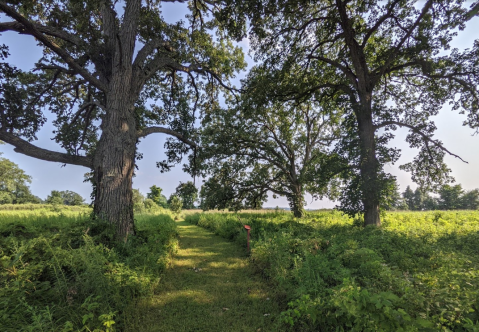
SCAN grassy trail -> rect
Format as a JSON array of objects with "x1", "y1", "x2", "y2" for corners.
[{"x1": 126, "y1": 220, "x2": 285, "y2": 332}]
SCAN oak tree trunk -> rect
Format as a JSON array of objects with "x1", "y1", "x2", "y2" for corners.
[
  {"x1": 357, "y1": 98, "x2": 381, "y2": 226},
  {"x1": 290, "y1": 185, "x2": 305, "y2": 218},
  {"x1": 93, "y1": 75, "x2": 137, "y2": 241}
]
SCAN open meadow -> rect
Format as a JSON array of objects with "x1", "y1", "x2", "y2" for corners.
[
  {"x1": 0, "y1": 205, "x2": 178, "y2": 332},
  {"x1": 186, "y1": 210, "x2": 479, "y2": 331},
  {"x1": 2, "y1": 205, "x2": 479, "y2": 331},
  {"x1": 2, "y1": 0, "x2": 479, "y2": 331}
]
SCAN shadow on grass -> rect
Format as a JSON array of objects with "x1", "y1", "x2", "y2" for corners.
[{"x1": 125, "y1": 221, "x2": 286, "y2": 332}]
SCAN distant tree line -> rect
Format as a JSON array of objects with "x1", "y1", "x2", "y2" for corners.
[
  {"x1": 3, "y1": 146, "x2": 477, "y2": 213},
  {"x1": 0, "y1": 151, "x2": 41, "y2": 204},
  {"x1": 1, "y1": 151, "x2": 85, "y2": 205},
  {"x1": 44, "y1": 190, "x2": 85, "y2": 206},
  {"x1": 387, "y1": 184, "x2": 479, "y2": 211},
  {"x1": 132, "y1": 181, "x2": 198, "y2": 213},
  {"x1": 1, "y1": 151, "x2": 202, "y2": 211}
]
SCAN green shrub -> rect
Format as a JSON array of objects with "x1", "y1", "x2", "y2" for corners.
[
  {"x1": 187, "y1": 210, "x2": 479, "y2": 331},
  {"x1": 0, "y1": 208, "x2": 178, "y2": 331},
  {"x1": 168, "y1": 195, "x2": 182, "y2": 215}
]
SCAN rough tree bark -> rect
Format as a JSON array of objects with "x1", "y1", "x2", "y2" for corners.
[
  {"x1": 0, "y1": 0, "x2": 235, "y2": 241},
  {"x1": 93, "y1": 80, "x2": 138, "y2": 240},
  {"x1": 338, "y1": 0, "x2": 382, "y2": 227},
  {"x1": 356, "y1": 98, "x2": 381, "y2": 226},
  {"x1": 290, "y1": 184, "x2": 305, "y2": 218}
]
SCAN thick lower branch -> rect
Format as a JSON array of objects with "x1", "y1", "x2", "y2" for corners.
[
  {"x1": 0, "y1": 131, "x2": 93, "y2": 167},
  {"x1": 0, "y1": 21, "x2": 83, "y2": 45}
]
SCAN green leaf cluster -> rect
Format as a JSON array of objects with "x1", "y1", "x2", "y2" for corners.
[
  {"x1": 214, "y1": 0, "x2": 479, "y2": 221},
  {"x1": 196, "y1": 67, "x2": 345, "y2": 216},
  {"x1": 168, "y1": 194, "x2": 182, "y2": 215},
  {"x1": 174, "y1": 181, "x2": 198, "y2": 209},
  {"x1": 45, "y1": 190, "x2": 84, "y2": 206},
  {"x1": 0, "y1": 153, "x2": 39, "y2": 204},
  {"x1": 146, "y1": 185, "x2": 168, "y2": 208}
]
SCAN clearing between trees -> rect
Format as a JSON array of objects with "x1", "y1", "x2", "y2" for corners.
[{"x1": 127, "y1": 219, "x2": 284, "y2": 332}]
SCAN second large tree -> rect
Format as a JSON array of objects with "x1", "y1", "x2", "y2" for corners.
[{"x1": 221, "y1": 0, "x2": 479, "y2": 225}]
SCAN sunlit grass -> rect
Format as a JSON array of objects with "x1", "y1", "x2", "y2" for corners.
[
  {"x1": 186, "y1": 210, "x2": 479, "y2": 331},
  {"x1": 126, "y1": 220, "x2": 286, "y2": 332}
]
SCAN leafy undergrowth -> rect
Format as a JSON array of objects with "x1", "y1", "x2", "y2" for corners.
[
  {"x1": 185, "y1": 210, "x2": 479, "y2": 331},
  {"x1": 0, "y1": 209, "x2": 178, "y2": 332}
]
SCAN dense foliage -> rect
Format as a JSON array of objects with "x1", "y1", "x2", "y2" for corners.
[
  {"x1": 0, "y1": 0, "x2": 245, "y2": 240},
  {"x1": 197, "y1": 87, "x2": 343, "y2": 217},
  {"x1": 0, "y1": 208, "x2": 178, "y2": 331},
  {"x1": 173, "y1": 181, "x2": 198, "y2": 209},
  {"x1": 45, "y1": 190, "x2": 85, "y2": 206},
  {"x1": 217, "y1": 0, "x2": 479, "y2": 226},
  {"x1": 168, "y1": 194, "x2": 183, "y2": 215},
  {"x1": 0, "y1": 152, "x2": 40, "y2": 204},
  {"x1": 146, "y1": 185, "x2": 168, "y2": 208},
  {"x1": 186, "y1": 210, "x2": 479, "y2": 331}
]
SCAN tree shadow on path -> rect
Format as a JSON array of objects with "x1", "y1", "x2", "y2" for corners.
[{"x1": 125, "y1": 221, "x2": 286, "y2": 332}]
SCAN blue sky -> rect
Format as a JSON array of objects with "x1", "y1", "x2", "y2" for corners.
[{"x1": 0, "y1": 4, "x2": 478, "y2": 208}]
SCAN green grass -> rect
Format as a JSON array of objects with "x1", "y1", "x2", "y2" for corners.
[
  {"x1": 127, "y1": 220, "x2": 286, "y2": 332},
  {"x1": 185, "y1": 210, "x2": 479, "y2": 331},
  {"x1": 0, "y1": 203, "x2": 91, "y2": 212},
  {"x1": 6, "y1": 206, "x2": 477, "y2": 331},
  {"x1": 0, "y1": 207, "x2": 178, "y2": 332}
]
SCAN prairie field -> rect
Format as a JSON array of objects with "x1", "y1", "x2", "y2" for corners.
[
  {"x1": 185, "y1": 210, "x2": 479, "y2": 331},
  {"x1": 0, "y1": 207, "x2": 178, "y2": 332},
  {"x1": 2, "y1": 207, "x2": 479, "y2": 331}
]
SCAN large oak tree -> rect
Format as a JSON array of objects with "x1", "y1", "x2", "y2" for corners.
[
  {"x1": 219, "y1": 0, "x2": 479, "y2": 225},
  {"x1": 0, "y1": 0, "x2": 245, "y2": 240}
]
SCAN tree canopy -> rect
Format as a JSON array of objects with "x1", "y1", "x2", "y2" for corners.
[
  {"x1": 174, "y1": 181, "x2": 197, "y2": 209},
  {"x1": 45, "y1": 190, "x2": 84, "y2": 206},
  {"x1": 196, "y1": 69, "x2": 344, "y2": 216},
  {"x1": 1, "y1": 1, "x2": 479, "y2": 227},
  {"x1": 0, "y1": 0, "x2": 245, "y2": 240},
  {"x1": 400, "y1": 184, "x2": 479, "y2": 211},
  {"x1": 168, "y1": 194, "x2": 182, "y2": 214},
  {"x1": 147, "y1": 185, "x2": 167, "y2": 208},
  {"x1": 217, "y1": 0, "x2": 479, "y2": 225}
]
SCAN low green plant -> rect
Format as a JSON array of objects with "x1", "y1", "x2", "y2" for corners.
[
  {"x1": 186, "y1": 210, "x2": 479, "y2": 331},
  {"x1": 0, "y1": 207, "x2": 178, "y2": 331}
]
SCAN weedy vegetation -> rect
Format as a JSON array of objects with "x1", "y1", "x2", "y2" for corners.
[
  {"x1": 0, "y1": 206, "x2": 178, "y2": 332},
  {"x1": 185, "y1": 210, "x2": 479, "y2": 331}
]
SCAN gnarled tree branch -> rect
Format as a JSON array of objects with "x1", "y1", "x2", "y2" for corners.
[
  {"x1": 0, "y1": 131, "x2": 93, "y2": 167},
  {"x1": 0, "y1": 21, "x2": 84, "y2": 46},
  {"x1": 0, "y1": 2, "x2": 107, "y2": 92},
  {"x1": 374, "y1": 120, "x2": 468, "y2": 163}
]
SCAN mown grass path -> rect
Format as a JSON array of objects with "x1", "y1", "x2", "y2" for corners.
[{"x1": 126, "y1": 220, "x2": 285, "y2": 332}]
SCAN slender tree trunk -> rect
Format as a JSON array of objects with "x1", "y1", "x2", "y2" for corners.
[
  {"x1": 93, "y1": 75, "x2": 137, "y2": 241},
  {"x1": 357, "y1": 98, "x2": 381, "y2": 226}
]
